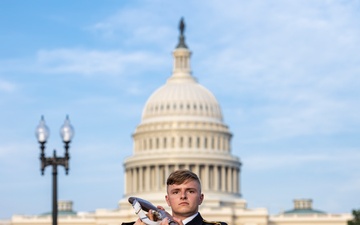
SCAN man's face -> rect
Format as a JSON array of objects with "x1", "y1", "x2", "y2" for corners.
[{"x1": 165, "y1": 179, "x2": 204, "y2": 220}]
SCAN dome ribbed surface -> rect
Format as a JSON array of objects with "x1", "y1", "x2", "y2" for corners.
[{"x1": 141, "y1": 78, "x2": 223, "y2": 122}]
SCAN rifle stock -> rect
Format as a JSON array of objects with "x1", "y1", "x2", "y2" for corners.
[{"x1": 128, "y1": 197, "x2": 177, "y2": 225}]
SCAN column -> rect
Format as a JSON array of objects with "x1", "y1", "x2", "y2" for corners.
[
  {"x1": 155, "y1": 165, "x2": 160, "y2": 191},
  {"x1": 124, "y1": 169, "x2": 128, "y2": 195},
  {"x1": 132, "y1": 168, "x2": 137, "y2": 193},
  {"x1": 145, "y1": 166, "x2": 150, "y2": 191},
  {"x1": 221, "y1": 166, "x2": 226, "y2": 192},
  {"x1": 227, "y1": 167, "x2": 231, "y2": 192},
  {"x1": 165, "y1": 164, "x2": 169, "y2": 184},
  {"x1": 204, "y1": 164, "x2": 209, "y2": 191},
  {"x1": 214, "y1": 165, "x2": 219, "y2": 191},
  {"x1": 139, "y1": 167, "x2": 143, "y2": 192},
  {"x1": 194, "y1": 164, "x2": 200, "y2": 178},
  {"x1": 236, "y1": 168, "x2": 240, "y2": 194}
]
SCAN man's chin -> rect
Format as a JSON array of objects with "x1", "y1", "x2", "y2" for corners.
[{"x1": 174, "y1": 207, "x2": 195, "y2": 216}]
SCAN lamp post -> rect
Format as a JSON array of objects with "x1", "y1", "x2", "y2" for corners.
[{"x1": 35, "y1": 115, "x2": 74, "y2": 225}]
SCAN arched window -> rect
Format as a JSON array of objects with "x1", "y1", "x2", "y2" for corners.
[
  {"x1": 171, "y1": 137, "x2": 175, "y2": 148},
  {"x1": 180, "y1": 137, "x2": 184, "y2": 148},
  {"x1": 163, "y1": 137, "x2": 167, "y2": 148}
]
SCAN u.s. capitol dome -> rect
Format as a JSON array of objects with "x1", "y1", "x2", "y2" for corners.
[{"x1": 123, "y1": 19, "x2": 243, "y2": 209}]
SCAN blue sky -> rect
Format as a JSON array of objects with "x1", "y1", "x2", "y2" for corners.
[{"x1": 1, "y1": 0, "x2": 359, "y2": 220}]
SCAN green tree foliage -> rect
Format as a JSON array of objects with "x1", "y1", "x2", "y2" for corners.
[{"x1": 348, "y1": 209, "x2": 360, "y2": 225}]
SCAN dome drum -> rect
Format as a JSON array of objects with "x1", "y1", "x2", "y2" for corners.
[
  {"x1": 124, "y1": 155, "x2": 241, "y2": 199},
  {"x1": 132, "y1": 129, "x2": 232, "y2": 154}
]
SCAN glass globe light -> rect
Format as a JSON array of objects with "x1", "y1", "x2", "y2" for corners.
[
  {"x1": 60, "y1": 115, "x2": 74, "y2": 143},
  {"x1": 35, "y1": 115, "x2": 50, "y2": 143}
]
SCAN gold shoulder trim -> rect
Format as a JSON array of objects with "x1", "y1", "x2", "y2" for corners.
[{"x1": 203, "y1": 219, "x2": 225, "y2": 225}]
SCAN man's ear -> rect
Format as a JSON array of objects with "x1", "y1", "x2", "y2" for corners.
[
  {"x1": 199, "y1": 193, "x2": 204, "y2": 205},
  {"x1": 165, "y1": 195, "x2": 171, "y2": 206}
]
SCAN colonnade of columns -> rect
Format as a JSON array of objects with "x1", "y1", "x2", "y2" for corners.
[
  {"x1": 134, "y1": 133, "x2": 230, "y2": 153},
  {"x1": 125, "y1": 163, "x2": 240, "y2": 196},
  {"x1": 143, "y1": 101, "x2": 222, "y2": 119},
  {"x1": 174, "y1": 55, "x2": 189, "y2": 70}
]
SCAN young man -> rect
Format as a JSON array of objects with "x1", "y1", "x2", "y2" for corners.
[{"x1": 129, "y1": 169, "x2": 227, "y2": 225}]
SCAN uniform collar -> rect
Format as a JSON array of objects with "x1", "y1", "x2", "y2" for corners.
[{"x1": 182, "y1": 212, "x2": 199, "y2": 225}]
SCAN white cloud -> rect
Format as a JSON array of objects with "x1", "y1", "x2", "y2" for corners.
[
  {"x1": 88, "y1": 7, "x2": 175, "y2": 48},
  {"x1": 244, "y1": 149, "x2": 360, "y2": 171},
  {"x1": 186, "y1": 0, "x2": 360, "y2": 142},
  {"x1": 0, "y1": 49, "x2": 165, "y2": 78},
  {"x1": 35, "y1": 48, "x2": 165, "y2": 76},
  {"x1": 0, "y1": 79, "x2": 17, "y2": 93}
]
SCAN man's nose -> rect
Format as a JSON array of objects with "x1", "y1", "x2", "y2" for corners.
[{"x1": 180, "y1": 192, "x2": 187, "y2": 199}]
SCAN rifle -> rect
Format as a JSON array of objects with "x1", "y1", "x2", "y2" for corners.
[{"x1": 128, "y1": 197, "x2": 177, "y2": 225}]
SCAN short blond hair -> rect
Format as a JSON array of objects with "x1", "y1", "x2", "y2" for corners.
[{"x1": 166, "y1": 169, "x2": 201, "y2": 190}]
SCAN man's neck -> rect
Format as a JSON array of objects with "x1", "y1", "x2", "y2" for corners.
[{"x1": 181, "y1": 212, "x2": 199, "y2": 225}]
